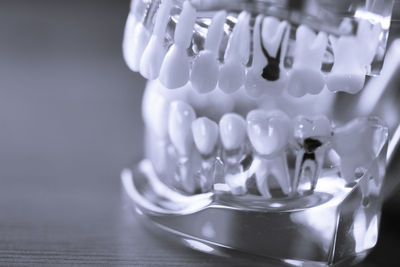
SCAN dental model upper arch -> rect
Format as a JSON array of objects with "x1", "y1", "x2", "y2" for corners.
[{"x1": 124, "y1": 0, "x2": 387, "y2": 97}]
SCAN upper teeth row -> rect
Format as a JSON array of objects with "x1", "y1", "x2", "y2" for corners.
[{"x1": 124, "y1": 0, "x2": 380, "y2": 97}]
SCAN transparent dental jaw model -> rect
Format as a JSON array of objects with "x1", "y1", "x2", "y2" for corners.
[{"x1": 121, "y1": 0, "x2": 396, "y2": 266}]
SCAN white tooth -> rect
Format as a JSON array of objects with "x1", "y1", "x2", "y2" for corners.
[
  {"x1": 247, "y1": 109, "x2": 291, "y2": 156},
  {"x1": 168, "y1": 101, "x2": 196, "y2": 156},
  {"x1": 245, "y1": 16, "x2": 288, "y2": 98},
  {"x1": 140, "y1": 0, "x2": 173, "y2": 80},
  {"x1": 287, "y1": 25, "x2": 327, "y2": 97},
  {"x1": 326, "y1": 36, "x2": 366, "y2": 94},
  {"x1": 191, "y1": 117, "x2": 219, "y2": 155},
  {"x1": 218, "y1": 11, "x2": 250, "y2": 94},
  {"x1": 122, "y1": 1, "x2": 148, "y2": 72},
  {"x1": 332, "y1": 117, "x2": 388, "y2": 183},
  {"x1": 142, "y1": 84, "x2": 170, "y2": 138},
  {"x1": 190, "y1": 11, "x2": 226, "y2": 94},
  {"x1": 159, "y1": 1, "x2": 196, "y2": 89},
  {"x1": 219, "y1": 113, "x2": 246, "y2": 151},
  {"x1": 293, "y1": 115, "x2": 331, "y2": 139}
]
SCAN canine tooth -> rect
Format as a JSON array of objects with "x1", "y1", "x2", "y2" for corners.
[
  {"x1": 219, "y1": 113, "x2": 246, "y2": 151},
  {"x1": 293, "y1": 115, "x2": 332, "y2": 192},
  {"x1": 168, "y1": 101, "x2": 196, "y2": 156},
  {"x1": 159, "y1": 1, "x2": 196, "y2": 89},
  {"x1": 287, "y1": 26, "x2": 327, "y2": 97},
  {"x1": 140, "y1": 0, "x2": 173, "y2": 80},
  {"x1": 245, "y1": 16, "x2": 288, "y2": 98},
  {"x1": 191, "y1": 11, "x2": 226, "y2": 94},
  {"x1": 332, "y1": 117, "x2": 387, "y2": 183},
  {"x1": 218, "y1": 11, "x2": 250, "y2": 94},
  {"x1": 191, "y1": 117, "x2": 219, "y2": 155},
  {"x1": 247, "y1": 109, "x2": 291, "y2": 156},
  {"x1": 326, "y1": 36, "x2": 366, "y2": 94}
]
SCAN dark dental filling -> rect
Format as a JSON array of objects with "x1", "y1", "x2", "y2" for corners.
[{"x1": 259, "y1": 22, "x2": 285, "y2": 81}]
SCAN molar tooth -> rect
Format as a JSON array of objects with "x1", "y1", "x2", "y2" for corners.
[
  {"x1": 219, "y1": 113, "x2": 247, "y2": 151},
  {"x1": 218, "y1": 11, "x2": 250, "y2": 94},
  {"x1": 287, "y1": 25, "x2": 327, "y2": 97},
  {"x1": 332, "y1": 117, "x2": 387, "y2": 183},
  {"x1": 191, "y1": 117, "x2": 219, "y2": 155},
  {"x1": 159, "y1": 1, "x2": 196, "y2": 89},
  {"x1": 293, "y1": 115, "x2": 332, "y2": 192},
  {"x1": 247, "y1": 109, "x2": 291, "y2": 156},
  {"x1": 326, "y1": 36, "x2": 366, "y2": 94},
  {"x1": 245, "y1": 16, "x2": 288, "y2": 98},
  {"x1": 190, "y1": 11, "x2": 226, "y2": 94},
  {"x1": 168, "y1": 100, "x2": 196, "y2": 156},
  {"x1": 140, "y1": 0, "x2": 173, "y2": 80},
  {"x1": 247, "y1": 109, "x2": 291, "y2": 196}
]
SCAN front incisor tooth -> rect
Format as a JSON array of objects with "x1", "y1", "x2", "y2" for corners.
[
  {"x1": 219, "y1": 113, "x2": 246, "y2": 151},
  {"x1": 191, "y1": 117, "x2": 219, "y2": 155},
  {"x1": 326, "y1": 36, "x2": 366, "y2": 94},
  {"x1": 245, "y1": 16, "x2": 288, "y2": 98},
  {"x1": 140, "y1": 0, "x2": 173, "y2": 80},
  {"x1": 218, "y1": 11, "x2": 250, "y2": 94},
  {"x1": 159, "y1": 1, "x2": 196, "y2": 89},
  {"x1": 287, "y1": 25, "x2": 327, "y2": 97},
  {"x1": 168, "y1": 101, "x2": 196, "y2": 156},
  {"x1": 190, "y1": 11, "x2": 226, "y2": 94}
]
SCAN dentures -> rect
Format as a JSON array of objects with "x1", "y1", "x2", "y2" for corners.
[{"x1": 124, "y1": 0, "x2": 383, "y2": 97}]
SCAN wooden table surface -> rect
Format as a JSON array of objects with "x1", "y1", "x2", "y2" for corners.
[{"x1": 0, "y1": 0, "x2": 399, "y2": 266}]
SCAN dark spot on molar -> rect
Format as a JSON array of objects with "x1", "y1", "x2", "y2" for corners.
[
  {"x1": 304, "y1": 138, "x2": 323, "y2": 153},
  {"x1": 259, "y1": 22, "x2": 285, "y2": 82}
]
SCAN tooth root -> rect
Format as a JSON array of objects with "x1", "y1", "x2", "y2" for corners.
[
  {"x1": 191, "y1": 117, "x2": 219, "y2": 155},
  {"x1": 123, "y1": 20, "x2": 151, "y2": 72},
  {"x1": 247, "y1": 109, "x2": 291, "y2": 156},
  {"x1": 326, "y1": 36, "x2": 366, "y2": 94},
  {"x1": 159, "y1": 1, "x2": 196, "y2": 89},
  {"x1": 140, "y1": 0, "x2": 173, "y2": 80},
  {"x1": 168, "y1": 101, "x2": 196, "y2": 156},
  {"x1": 190, "y1": 11, "x2": 226, "y2": 94},
  {"x1": 218, "y1": 11, "x2": 250, "y2": 94},
  {"x1": 287, "y1": 25, "x2": 327, "y2": 97},
  {"x1": 219, "y1": 113, "x2": 247, "y2": 151},
  {"x1": 245, "y1": 16, "x2": 287, "y2": 98},
  {"x1": 292, "y1": 115, "x2": 332, "y2": 192}
]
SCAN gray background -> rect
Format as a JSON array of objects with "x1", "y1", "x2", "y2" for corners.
[{"x1": 0, "y1": 0, "x2": 399, "y2": 266}]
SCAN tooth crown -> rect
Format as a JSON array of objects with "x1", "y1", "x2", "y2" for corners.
[
  {"x1": 293, "y1": 115, "x2": 332, "y2": 140},
  {"x1": 168, "y1": 100, "x2": 196, "y2": 156},
  {"x1": 219, "y1": 113, "x2": 247, "y2": 151},
  {"x1": 192, "y1": 117, "x2": 219, "y2": 155},
  {"x1": 247, "y1": 109, "x2": 291, "y2": 156}
]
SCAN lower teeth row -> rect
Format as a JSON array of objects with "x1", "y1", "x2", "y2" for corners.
[{"x1": 144, "y1": 93, "x2": 388, "y2": 198}]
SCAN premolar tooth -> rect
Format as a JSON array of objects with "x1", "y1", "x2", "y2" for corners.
[
  {"x1": 245, "y1": 16, "x2": 288, "y2": 98},
  {"x1": 247, "y1": 109, "x2": 291, "y2": 196},
  {"x1": 293, "y1": 115, "x2": 332, "y2": 192},
  {"x1": 190, "y1": 11, "x2": 226, "y2": 94},
  {"x1": 219, "y1": 113, "x2": 247, "y2": 151},
  {"x1": 218, "y1": 11, "x2": 250, "y2": 94},
  {"x1": 159, "y1": 1, "x2": 196, "y2": 89},
  {"x1": 168, "y1": 101, "x2": 196, "y2": 156},
  {"x1": 122, "y1": 1, "x2": 150, "y2": 72},
  {"x1": 326, "y1": 36, "x2": 366, "y2": 94},
  {"x1": 191, "y1": 117, "x2": 219, "y2": 155},
  {"x1": 140, "y1": 0, "x2": 173, "y2": 80},
  {"x1": 287, "y1": 25, "x2": 327, "y2": 97}
]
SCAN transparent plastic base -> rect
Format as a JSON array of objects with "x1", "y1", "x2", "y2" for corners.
[{"x1": 122, "y1": 149, "x2": 386, "y2": 266}]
